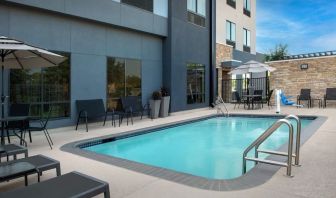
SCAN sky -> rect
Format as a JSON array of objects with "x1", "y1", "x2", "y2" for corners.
[{"x1": 256, "y1": 0, "x2": 336, "y2": 55}]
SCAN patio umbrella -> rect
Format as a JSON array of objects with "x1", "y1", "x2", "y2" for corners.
[
  {"x1": 0, "y1": 36, "x2": 67, "y2": 119},
  {"x1": 228, "y1": 60, "x2": 276, "y2": 75}
]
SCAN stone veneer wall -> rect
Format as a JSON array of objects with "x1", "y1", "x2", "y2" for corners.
[
  {"x1": 268, "y1": 56, "x2": 336, "y2": 100},
  {"x1": 216, "y1": 43, "x2": 233, "y2": 98}
]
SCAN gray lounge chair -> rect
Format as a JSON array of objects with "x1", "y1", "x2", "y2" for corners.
[
  {"x1": 0, "y1": 171, "x2": 110, "y2": 198},
  {"x1": 0, "y1": 144, "x2": 28, "y2": 162},
  {"x1": 0, "y1": 154, "x2": 60, "y2": 186}
]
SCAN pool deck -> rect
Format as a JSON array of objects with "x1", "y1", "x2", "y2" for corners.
[{"x1": 1, "y1": 105, "x2": 336, "y2": 198}]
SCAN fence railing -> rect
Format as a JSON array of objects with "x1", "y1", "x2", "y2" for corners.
[{"x1": 222, "y1": 77, "x2": 270, "y2": 102}]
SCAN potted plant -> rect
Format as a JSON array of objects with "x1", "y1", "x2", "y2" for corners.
[
  {"x1": 159, "y1": 87, "x2": 170, "y2": 118},
  {"x1": 150, "y1": 91, "x2": 162, "y2": 119}
]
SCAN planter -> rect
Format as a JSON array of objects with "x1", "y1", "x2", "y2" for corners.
[
  {"x1": 150, "y1": 99, "x2": 161, "y2": 119},
  {"x1": 159, "y1": 96, "x2": 170, "y2": 118}
]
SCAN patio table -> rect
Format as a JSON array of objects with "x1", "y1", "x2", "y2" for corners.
[
  {"x1": 0, "y1": 116, "x2": 29, "y2": 145},
  {"x1": 242, "y1": 94, "x2": 262, "y2": 110}
]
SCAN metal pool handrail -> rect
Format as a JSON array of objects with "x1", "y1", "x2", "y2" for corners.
[
  {"x1": 284, "y1": 114, "x2": 301, "y2": 165},
  {"x1": 242, "y1": 119, "x2": 295, "y2": 177}
]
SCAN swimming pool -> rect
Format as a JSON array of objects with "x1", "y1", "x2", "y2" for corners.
[{"x1": 83, "y1": 116, "x2": 313, "y2": 179}]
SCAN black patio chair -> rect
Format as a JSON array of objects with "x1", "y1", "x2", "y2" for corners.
[
  {"x1": 262, "y1": 89, "x2": 274, "y2": 109},
  {"x1": 75, "y1": 99, "x2": 113, "y2": 132},
  {"x1": 232, "y1": 92, "x2": 244, "y2": 109},
  {"x1": 120, "y1": 96, "x2": 150, "y2": 125},
  {"x1": 253, "y1": 90, "x2": 263, "y2": 108},
  {"x1": 0, "y1": 171, "x2": 110, "y2": 198},
  {"x1": 297, "y1": 89, "x2": 312, "y2": 108},
  {"x1": 25, "y1": 107, "x2": 53, "y2": 149},
  {"x1": 5, "y1": 104, "x2": 30, "y2": 143},
  {"x1": 324, "y1": 88, "x2": 336, "y2": 108}
]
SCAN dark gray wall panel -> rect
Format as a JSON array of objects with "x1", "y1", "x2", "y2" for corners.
[
  {"x1": 65, "y1": 0, "x2": 121, "y2": 26},
  {"x1": 120, "y1": 4, "x2": 154, "y2": 32},
  {"x1": 8, "y1": 7, "x2": 71, "y2": 52},
  {"x1": 70, "y1": 22, "x2": 106, "y2": 55},
  {"x1": 70, "y1": 53, "x2": 107, "y2": 120},
  {"x1": 141, "y1": 35, "x2": 162, "y2": 61},
  {"x1": 106, "y1": 29, "x2": 142, "y2": 59},
  {"x1": 0, "y1": 6, "x2": 9, "y2": 36},
  {"x1": 142, "y1": 60, "x2": 163, "y2": 102},
  {"x1": 7, "y1": 0, "x2": 65, "y2": 12},
  {"x1": 3, "y1": 0, "x2": 168, "y2": 37}
]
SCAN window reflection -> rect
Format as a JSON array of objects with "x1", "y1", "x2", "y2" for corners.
[
  {"x1": 187, "y1": 63, "x2": 205, "y2": 104},
  {"x1": 9, "y1": 53, "x2": 71, "y2": 118},
  {"x1": 107, "y1": 57, "x2": 141, "y2": 111}
]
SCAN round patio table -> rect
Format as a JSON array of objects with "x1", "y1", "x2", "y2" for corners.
[{"x1": 242, "y1": 94, "x2": 262, "y2": 110}]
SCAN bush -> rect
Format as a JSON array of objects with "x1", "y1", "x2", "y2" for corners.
[
  {"x1": 152, "y1": 91, "x2": 162, "y2": 100},
  {"x1": 161, "y1": 87, "x2": 170, "y2": 97}
]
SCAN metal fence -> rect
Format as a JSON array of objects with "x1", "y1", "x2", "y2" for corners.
[{"x1": 222, "y1": 77, "x2": 270, "y2": 102}]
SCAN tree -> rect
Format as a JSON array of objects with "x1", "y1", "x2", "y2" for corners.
[{"x1": 264, "y1": 44, "x2": 289, "y2": 62}]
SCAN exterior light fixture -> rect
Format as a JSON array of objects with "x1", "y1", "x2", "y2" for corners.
[{"x1": 300, "y1": 64, "x2": 308, "y2": 70}]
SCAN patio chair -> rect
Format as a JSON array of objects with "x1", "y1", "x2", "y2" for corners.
[
  {"x1": 0, "y1": 154, "x2": 61, "y2": 186},
  {"x1": 0, "y1": 144, "x2": 28, "y2": 162},
  {"x1": 25, "y1": 107, "x2": 54, "y2": 149},
  {"x1": 75, "y1": 99, "x2": 113, "y2": 132},
  {"x1": 253, "y1": 90, "x2": 263, "y2": 108},
  {"x1": 297, "y1": 89, "x2": 311, "y2": 108},
  {"x1": 5, "y1": 104, "x2": 30, "y2": 143},
  {"x1": 262, "y1": 89, "x2": 274, "y2": 109},
  {"x1": 120, "y1": 96, "x2": 150, "y2": 125},
  {"x1": 232, "y1": 92, "x2": 244, "y2": 109},
  {"x1": 324, "y1": 88, "x2": 336, "y2": 108},
  {"x1": 0, "y1": 171, "x2": 110, "y2": 198}
]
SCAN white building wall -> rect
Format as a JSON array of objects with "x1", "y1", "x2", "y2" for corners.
[{"x1": 216, "y1": 0, "x2": 256, "y2": 54}]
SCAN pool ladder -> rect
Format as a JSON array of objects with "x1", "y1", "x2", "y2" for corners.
[
  {"x1": 242, "y1": 115, "x2": 301, "y2": 177},
  {"x1": 213, "y1": 96, "x2": 229, "y2": 117}
]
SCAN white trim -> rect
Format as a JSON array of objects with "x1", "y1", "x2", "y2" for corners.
[{"x1": 266, "y1": 55, "x2": 336, "y2": 63}]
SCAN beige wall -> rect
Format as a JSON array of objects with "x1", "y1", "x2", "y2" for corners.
[
  {"x1": 216, "y1": 43, "x2": 233, "y2": 100},
  {"x1": 269, "y1": 56, "x2": 336, "y2": 99},
  {"x1": 216, "y1": 0, "x2": 256, "y2": 54}
]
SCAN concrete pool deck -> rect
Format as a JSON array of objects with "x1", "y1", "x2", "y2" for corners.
[{"x1": 1, "y1": 105, "x2": 336, "y2": 198}]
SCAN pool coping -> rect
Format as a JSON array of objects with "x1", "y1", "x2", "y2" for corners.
[{"x1": 60, "y1": 113, "x2": 327, "y2": 191}]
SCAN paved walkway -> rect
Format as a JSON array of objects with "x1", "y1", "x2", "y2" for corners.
[{"x1": 1, "y1": 105, "x2": 336, "y2": 198}]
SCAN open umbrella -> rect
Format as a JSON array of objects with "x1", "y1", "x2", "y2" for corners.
[
  {"x1": 228, "y1": 60, "x2": 276, "y2": 75},
  {"x1": 0, "y1": 36, "x2": 66, "y2": 121}
]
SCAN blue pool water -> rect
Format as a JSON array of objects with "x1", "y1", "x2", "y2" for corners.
[{"x1": 84, "y1": 117, "x2": 312, "y2": 179}]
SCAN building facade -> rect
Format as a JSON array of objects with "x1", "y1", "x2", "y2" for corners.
[
  {"x1": 0, "y1": 0, "x2": 214, "y2": 127},
  {"x1": 216, "y1": 0, "x2": 264, "y2": 101}
]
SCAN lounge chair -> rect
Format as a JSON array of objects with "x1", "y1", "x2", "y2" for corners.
[
  {"x1": 297, "y1": 89, "x2": 311, "y2": 108},
  {"x1": 0, "y1": 144, "x2": 28, "y2": 162},
  {"x1": 0, "y1": 171, "x2": 110, "y2": 198},
  {"x1": 75, "y1": 99, "x2": 114, "y2": 132},
  {"x1": 324, "y1": 88, "x2": 336, "y2": 108},
  {"x1": 0, "y1": 155, "x2": 60, "y2": 186},
  {"x1": 232, "y1": 92, "x2": 244, "y2": 109},
  {"x1": 280, "y1": 92, "x2": 303, "y2": 107},
  {"x1": 253, "y1": 90, "x2": 263, "y2": 108}
]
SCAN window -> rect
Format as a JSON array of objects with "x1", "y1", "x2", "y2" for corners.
[
  {"x1": 187, "y1": 0, "x2": 206, "y2": 27},
  {"x1": 107, "y1": 57, "x2": 141, "y2": 111},
  {"x1": 187, "y1": 63, "x2": 205, "y2": 104},
  {"x1": 227, "y1": 0, "x2": 236, "y2": 8},
  {"x1": 226, "y1": 20, "x2": 236, "y2": 48},
  {"x1": 121, "y1": 0, "x2": 153, "y2": 12},
  {"x1": 244, "y1": 0, "x2": 251, "y2": 17},
  {"x1": 243, "y1": 28, "x2": 251, "y2": 52},
  {"x1": 9, "y1": 53, "x2": 71, "y2": 118}
]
